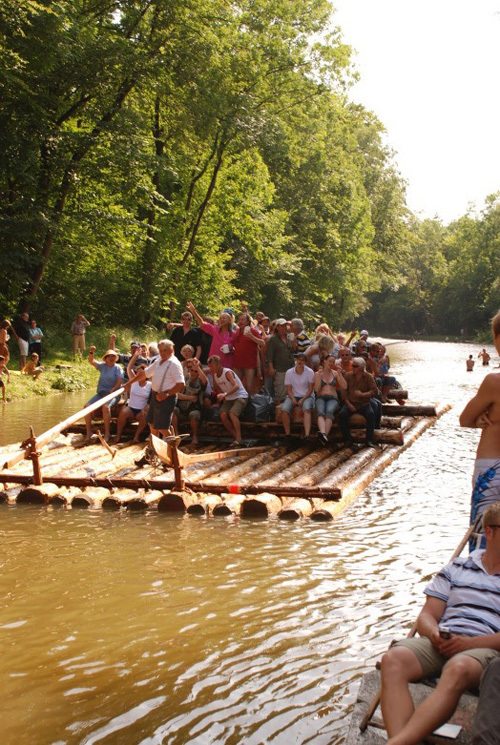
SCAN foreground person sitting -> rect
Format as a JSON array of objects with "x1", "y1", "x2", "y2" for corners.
[
  {"x1": 380, "y1": 501, "x2": 500, "y2": 745},
  {"x1": 208, "y1": 355, "x2": 248, "y2": 448},
  {"x1": 281, "y1": 353, "x2": 315, "y2": 440},
  {"x1": 124, "y1": 339, "x2": 184, "y2": 439},
  {"x1": 84, "y1": 347, "x2": 123, "y2": 442}
]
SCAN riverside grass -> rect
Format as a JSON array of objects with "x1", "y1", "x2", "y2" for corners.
[{"x1": 2, "y1": 324, "x2": 159, "y2": 403}]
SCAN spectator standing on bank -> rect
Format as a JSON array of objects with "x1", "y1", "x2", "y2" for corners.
[
  {"x1": 11, "y1": 311, "x2": 30, "y2": 369},
  {"x1": 29, "y1": 319, "x2": 44, "y2": 362},
  {"x1": 71, "y1": 314, "x2": 90, "y2": 359}
]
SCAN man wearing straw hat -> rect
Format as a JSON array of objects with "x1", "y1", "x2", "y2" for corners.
[
  {"x1": 84, "y1": 346, "x2": 124, "y2": 442},
  {"x1": 380, "y1": 502, "x2": 500, "y2": 745}
]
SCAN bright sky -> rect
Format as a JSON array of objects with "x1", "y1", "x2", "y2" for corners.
[{"x1": 331, "y1": 0, "x2": 500, "y2": 224}]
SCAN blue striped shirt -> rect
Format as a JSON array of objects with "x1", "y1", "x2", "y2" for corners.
[{"x1": 425, "y1": 550, "x2": 500, "y2": 637}]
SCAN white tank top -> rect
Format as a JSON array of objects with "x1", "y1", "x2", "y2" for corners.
[{"x1": 214, "y1": 368, "x2": 248, "y2": 401}]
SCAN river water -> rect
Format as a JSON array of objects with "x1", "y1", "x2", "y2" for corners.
[{"x1": 0, "y1": 341, "x2": 496, "y2": 745}]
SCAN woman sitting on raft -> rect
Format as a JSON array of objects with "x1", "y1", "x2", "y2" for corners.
[{"x1": 314, "y1": 354, "x2": 347, "y2": 446}]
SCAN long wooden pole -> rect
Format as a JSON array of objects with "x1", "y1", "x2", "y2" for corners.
[
  {"x1": 359, "y1": 515, "x2": 482, "y2": 733},
  {"x1": 0, "y1": 471, "x2": 341, "y2": 499},
  {"x1": 2, "y1": 387, "x2": 124, "y2": 469}
]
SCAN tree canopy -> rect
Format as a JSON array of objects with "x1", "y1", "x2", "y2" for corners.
[{"x1": 1, "y1": 1, "x2": 497, "y2": 334}]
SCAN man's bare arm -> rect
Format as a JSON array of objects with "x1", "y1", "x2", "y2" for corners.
[{"x1": 460, "y1": 375, "x2": 499, "y2": 427}]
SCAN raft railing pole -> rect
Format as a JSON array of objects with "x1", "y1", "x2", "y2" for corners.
[{"x1": 28, "y1": 426, "x2": 43, "y2": 486}]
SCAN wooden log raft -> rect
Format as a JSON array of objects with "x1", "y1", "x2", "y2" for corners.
[
  {"x1": 186, "y1": 494, "x2": 223, "y2": 515},
  {"x1": 212, "y1": 494, "x2": 246, "y2": 516},
  {"x1": 278, "y1": 497, "x2": 314, "y2": 520},
  {"x1": 240, "y1": 492, "x2": 282, "y2": 518}
]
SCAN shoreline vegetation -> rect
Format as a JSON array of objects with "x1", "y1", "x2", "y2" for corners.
[
  {"x1": 1, "y1": 325, "x2": 153, "y2": 403},
  {"x1": 1, "y1": 324, "x2": 490, "y2": 404}
]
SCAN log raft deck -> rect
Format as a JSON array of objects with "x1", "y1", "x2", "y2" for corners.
[
  {"x1": 347, "y1": 669, "x2": 477, "y2": 745},
  {"x1": 0, "y1": 390, "x2": 450, "y2": 521}
]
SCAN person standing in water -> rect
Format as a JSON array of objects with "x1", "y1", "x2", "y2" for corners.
[{"x1": 460, "y1": 311, "x2": 500, "y2": 546}]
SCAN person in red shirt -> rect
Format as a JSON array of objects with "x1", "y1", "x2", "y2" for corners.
[{"x1": 232, "y1": 312, "x2": 265, "y2": 393}]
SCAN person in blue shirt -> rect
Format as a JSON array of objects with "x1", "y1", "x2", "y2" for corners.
[{"x1": 84, "y1": 347, "x2": 123, "y2": 442}]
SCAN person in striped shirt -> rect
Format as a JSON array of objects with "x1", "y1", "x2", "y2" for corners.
[{"x1": 380, "y1": 501, "x2": 500, "y2": 745}]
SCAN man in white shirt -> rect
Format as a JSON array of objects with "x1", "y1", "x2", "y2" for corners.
[
  {"x1": 281, "y1": 353, "x2": 315, "y2": 439},
  {"x1": 124, "y1": 339, "x2": 184, "y2": 438}
]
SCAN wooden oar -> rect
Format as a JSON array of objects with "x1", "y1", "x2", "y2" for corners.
[
  {"x1": 2, "y1": 387, "x2": 124, "y2": 469},
  {"x1": 359, "y1": 515, "x2": 482, "y2": 733}
]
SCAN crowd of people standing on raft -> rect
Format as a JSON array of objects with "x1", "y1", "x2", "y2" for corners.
[{"x1": 77, "y1": 302, "x2": 401, "y2": 449}]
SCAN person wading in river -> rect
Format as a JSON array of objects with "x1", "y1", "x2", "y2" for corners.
[{"x1": 460, "y1": 310, "x2": 500, "y2": 546}]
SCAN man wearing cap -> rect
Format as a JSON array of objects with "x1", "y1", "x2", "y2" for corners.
[
  {"x1": 265, "y1": 318, "x2": 295, "y2": 403},
  {"x1": 84, "y1": 347, "x2": 124, "y2": 442},
  {"x1": 124, "y1": 339, "x2": 184, "y2": 439},
  {"x1": 108, "y1": 334, "x2": 148, "y2": 381}
]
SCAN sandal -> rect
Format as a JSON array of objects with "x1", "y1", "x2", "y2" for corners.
[{"x1": 229, "y1": 440, "x2": 242, "y2": 449}]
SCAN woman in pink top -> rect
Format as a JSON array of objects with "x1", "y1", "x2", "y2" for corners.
[{"x1": 186, "y1": 302, "x2": 236, "y2": 368}]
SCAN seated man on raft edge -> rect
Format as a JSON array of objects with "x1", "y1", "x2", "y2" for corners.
[
  {"x1": 379, "y1": 501, "x2": 500, "y2": 745},
  {"x1": 207, "y1": 354, "x2": 248, "y2": 448}
]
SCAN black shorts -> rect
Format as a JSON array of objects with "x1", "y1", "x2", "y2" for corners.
[{"x1": 147, "y1": 394, "x2": 176, "y2": 431}]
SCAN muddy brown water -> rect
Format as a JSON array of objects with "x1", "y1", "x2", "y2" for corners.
[{"x1": 0, "y1": 341, "x2": 496, "y2": 744}]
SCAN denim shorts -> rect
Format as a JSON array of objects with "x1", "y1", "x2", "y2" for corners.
[
  {"x1": 316, "y1": 395, "x2": 340, "y2": 420},
  {"x1": 281, "y1": 395, "x2": 315, "y2": 415}
]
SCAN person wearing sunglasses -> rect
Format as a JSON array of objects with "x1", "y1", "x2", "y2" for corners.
[{"x1": 338, "y1": 356, "x2": 380, "y2": 448}]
